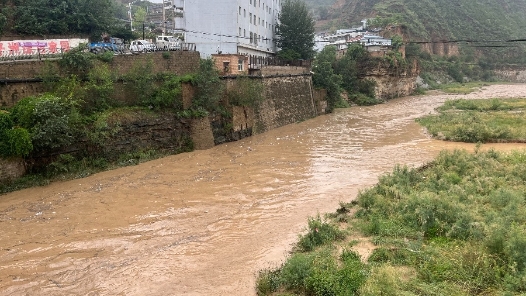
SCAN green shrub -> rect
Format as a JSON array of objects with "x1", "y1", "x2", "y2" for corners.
[
  {"x1": 359, "y1": 265, "x2": 404, "y2": 296},
  {"x1": 280, "y1": 252, "x2": 315, "y2": 291},
  {"x1": 226, "y1": 76, "x2": 264, "y2": 108},
  {"x1": 0, "y1": 112, "x2": 33, "y2": 157},
  {"x1": 3, "y1": 128, "x2": 33, "y2": 157},
  {"x1": 192, "y1": 58, "x2": 223, "y2": 112},
  {"x1": 297, "y1": 215, "x2": 345, "y2": 252},
  {"x1": 10, "y1": 96, "x2": 38, "y2": 128},
  {"x1": 58, "y1": 44, "x2": 94, "y2": 75},
  {"x1": 96, "y1": 51, "x2": 114, "y2": 63},
  {"x1": 82, "y1": 63, "x2": 115, "y2": 112},
  {"x1": 149, "y1": 74, "x2": 184, "y2": 110},
  {"x1": 124, "y1": 58, "x2": 156, "y2": 105},
  {"x1": 12, "y1": 94, "x2": 82, "y2": 152},
  {"x1": 349, "y1": 93, "x2": 382, "y2": 106}
]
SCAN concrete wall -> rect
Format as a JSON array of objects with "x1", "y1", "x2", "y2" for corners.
[
  {"x1": 95, "y1": 111, "x2": 192, "y2": 157},
  {"x1": 254, "y1": 73, "x2": 317, "y2": 133},
  {"x1": 191, "y1": 68, "x2": 320, "y2": 146},
  {"x1": 0, "y1": 82, "x2": 44, "y2": 107},
  {"x1": 0, "y1": 158, "x2": 25, "y2": 181},
  {"x1": 0, "y1": 62, "x2": 323, "y2": 182},
  {"x1": 190, "y1": 117, "x2": 215, "y2": 150},
  {"x1": 0, "y1": 51, "x2": 200, "y2": 108}
]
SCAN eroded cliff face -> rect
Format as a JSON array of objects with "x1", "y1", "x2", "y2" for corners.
[
  {"x1": 494, "y1": 68, "x2": 526, "y2": 83},
  {"x1": 420, "y1": 42, "x2": 460, "y2": 57},
  {"x1": 364, "y1": 59, "x2": 420, "y2": 100}
]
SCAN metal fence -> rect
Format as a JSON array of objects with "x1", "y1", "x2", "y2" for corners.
[
  {"x1": 0, "y1": 43, "x2": 197, "y2": 62},
  {"x1": 0, "y1": 48, "x2": 67, "y2": 62},
  {"x1": 248, "y1": 55, "x2": 312, "y2": 69}
]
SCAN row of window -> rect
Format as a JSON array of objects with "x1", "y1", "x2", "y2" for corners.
[
  {"x1": 248, "y1": 0, "x2": 280, "y2": 12},
  {"x1": 239, "y1": 10, "x2": 275, "y2": 34},
  {"x1": 239, "y1": 4, "x2": 276, "y2": 18},
  {"x1": 238, "y1": 28, "x2": 271, "y2": 46}
]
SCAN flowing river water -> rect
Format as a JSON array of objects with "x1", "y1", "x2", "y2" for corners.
[{"x1": 1, "y1": 84, "x2": 526, "y2": 295}]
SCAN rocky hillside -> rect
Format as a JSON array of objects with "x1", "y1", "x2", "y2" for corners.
[
  {"x1": 316, "y1": 0, "x2": 526, "y2": 41},
  {"x1": 311, "y1": 0, "x2": 526, "y2": 63}
]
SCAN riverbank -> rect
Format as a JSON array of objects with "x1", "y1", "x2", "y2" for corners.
[
  {"x1": 258, "y1": 148, "x2": 526, "y2": 295},
  {"x1": 1, "y1": 84, "x2": 525, "y2": 295}
]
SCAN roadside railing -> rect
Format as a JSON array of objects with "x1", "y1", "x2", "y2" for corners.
[
  {"x1": 0, "y1": 48, "x2": 67, "y2": 62},
  {"x1": 248, "y1": 55, "x2": 312, "y2": 69},
  {"x1": 0, "y1": 42, "x2": 197, "y2": 62}
]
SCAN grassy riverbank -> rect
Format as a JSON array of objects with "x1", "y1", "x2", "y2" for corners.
[
  {"x1": 417, "y1": 98, "x2": 526, "y2": 143},
  {"x1": 257, "y1": 148, "x2": 526, "y2": 295}
]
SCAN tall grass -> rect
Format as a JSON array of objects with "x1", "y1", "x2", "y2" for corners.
[
  {"x1": 356, "y1": 149, "x2": 526, "y2": 294},
  {"x1": 258, "y1": 149, "x2": 526, "y2": 295},
  {"x1": 417, "y1": 98, "x2": 526, "y2": 143}
]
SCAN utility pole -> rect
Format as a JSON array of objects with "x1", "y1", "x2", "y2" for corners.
[
  {"x1": 162, "y1": 0, "x2": 166, "y2": 35},
  {"x1": 128, "y1": 2, "x2": 133, "y2": 31}
]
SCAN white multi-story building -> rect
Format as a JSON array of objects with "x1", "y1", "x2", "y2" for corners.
[{"x1": 172, "y1": 0, "x2": 281, "y2": 58}]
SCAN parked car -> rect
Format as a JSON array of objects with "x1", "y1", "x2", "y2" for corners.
[{"x1": 129, "y1": 40, "x2": 156, "y2": 52}]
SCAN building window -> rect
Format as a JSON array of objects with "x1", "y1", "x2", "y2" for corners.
[
  {"x1": 244, "y1": 29, "x2": 246, "y2": 37},
  {"x1": 244, "y1": 9, "x2": 246, "y2": 17},
  {"x1": 250, "y1": 0, "x2": 252, "y2": 4},
  {"x1": 254, "y1": 15, "x2": 256, "y2": 24},
  {"x1": 250, "y1": 32, "x2": 253, "y2": 43},
  {"x1": 223, "y1": 62, "x2": 230, "y2": 73},
  {"x1": 249, "y1": 13, "x2": 252, "y2": 24},
  {"x1": 239, "y1": 6, "x2": 241, "y2": 15},
  {"x1": 239, "y1": 27, "x2": 242, "y2": 36},
  {"x1": 238, "y1": 59, "x2": 244, "y2": 71}
]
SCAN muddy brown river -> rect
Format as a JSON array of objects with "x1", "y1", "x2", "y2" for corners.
[{"x1": 1, "y1": 84, "x2": 526, "y2": 295}]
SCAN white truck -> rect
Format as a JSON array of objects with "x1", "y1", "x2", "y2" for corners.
[
  {"x1": 155, "y1": 35, "x2": 181, "y2": 51},
  {"x1": 129, "y1": 40, "x2": 156, "y2": 53}
]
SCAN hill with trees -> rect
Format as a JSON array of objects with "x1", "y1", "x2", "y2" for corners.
[
  {"x1": 0, "y1": 0, "x2": 140, "y2": 40},
  {"x1": 312, "y1": 0, "x2": 526, "y2": 64}
]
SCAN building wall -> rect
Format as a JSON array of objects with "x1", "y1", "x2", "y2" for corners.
[
  {"x1": 179, "y1": 0, "x2": 279, "y2": 57},
  {"x1": 212, "y1": 54, "x2": 248, "y2": 75}
]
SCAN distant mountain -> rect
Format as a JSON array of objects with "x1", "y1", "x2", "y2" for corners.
[
  {"x1": 308, "y1": 0, "x2": 526, "y2": 63},
  {"x1": 319, "y1": 0, "x2": 526, "y2": 41}
]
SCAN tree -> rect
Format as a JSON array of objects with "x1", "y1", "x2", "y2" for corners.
[
  {"x1": 312, "y1": 46, "x2": 342, "y2": 112},
  {"x1": 275, "y1": 0, "x2": 316, "y2": 60},
  {"x1": 11, "y1": 0, "x2": 114, "y2": 37}
]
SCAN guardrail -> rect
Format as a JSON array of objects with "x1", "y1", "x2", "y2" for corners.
[
  {"x1": 0, "y1": 48, "x2": 67, "y2": 62},
  {"x1": 248, "y1": 55, "x2": 312, "y2": 69},
  {"x1": 0, "y1": 43, "x2": 198, "y2": 62}
]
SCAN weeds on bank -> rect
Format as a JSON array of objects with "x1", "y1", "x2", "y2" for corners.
[
  {"x1": 417, "y1": 98, "x2": 526, "y2": 142},
  {"x1": 436, "y1": 82, "x2": 493, "y2": 94},
  {"x1": 258, "y1": 149, "x2": 526, "y2": 295}
]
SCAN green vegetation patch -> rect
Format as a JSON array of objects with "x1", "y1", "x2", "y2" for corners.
[
  {"x1": 355, "y1": 149, "x2": 526, "y2": 295},
  {"x1": 435, "y1": 82, "x2": 494, "y2": 95},
  {"x1": 417, "y1": 98, "x2": 526, "y2": 143},
  {"x1": 258, "y1": 149, "x2": 526, "y2": 295}
]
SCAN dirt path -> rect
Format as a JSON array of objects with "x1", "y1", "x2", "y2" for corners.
[{"x1": 1, "y1": 84, "x2": 525, "y2": 295}]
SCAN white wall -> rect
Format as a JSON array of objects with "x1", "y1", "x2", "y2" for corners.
[{"x1": 178, "y1": 0, "x2": 279, "y2": 58}]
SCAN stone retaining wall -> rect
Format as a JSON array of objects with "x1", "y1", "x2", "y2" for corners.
[{"x1": 0, "y1": 51, "x2": 200, "y2": 108}]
